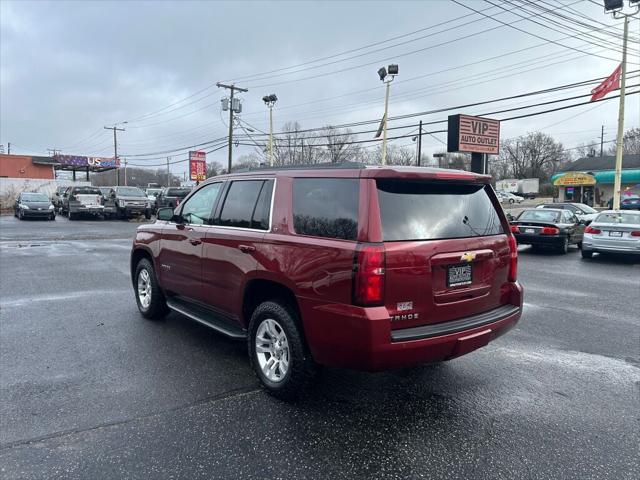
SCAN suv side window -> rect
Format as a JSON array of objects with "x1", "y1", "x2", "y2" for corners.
[
  {"x1": 561, "y1": 211, "x2": 573, "y2": 223},
  {"x1": 180, "y1": 183, "x2": 223, "y2": 225},
  {"x1": 292, "y1": 178, "x2": 359, "y2": 241},
  {"x1": 218, "y1": 180, "x2": 268, "y2": 229}
]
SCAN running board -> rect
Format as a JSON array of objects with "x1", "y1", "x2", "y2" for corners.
[{"x1": 166, "y1": 297, "x2": 247, "y2": 340}]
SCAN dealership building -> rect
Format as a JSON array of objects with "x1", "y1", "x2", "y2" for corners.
[{"x1": 551, "y1": 154, "x2": 640, "y2": 207}]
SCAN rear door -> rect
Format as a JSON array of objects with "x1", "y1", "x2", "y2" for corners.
[
  {"x1": 374, "y1": 179, "x2": 510, "y2": 330},
  {"x1": 202, "y1": 179, "x2": 274, "y2": 318}
]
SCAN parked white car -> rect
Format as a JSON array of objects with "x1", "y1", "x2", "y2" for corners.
[
  {"x1": 498, "y1": 191, "x2": 524, "y2": 204},
  {"x1": 536, "y1": 202, "x2": 599, "y2": 225},
  {"x1": 581, "y1": 210, "x2": 640, "y2": 258}
]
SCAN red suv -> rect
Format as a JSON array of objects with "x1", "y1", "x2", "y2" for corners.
[{"x1": 131, "y1": 164, "x2": 522, "y2": 398}]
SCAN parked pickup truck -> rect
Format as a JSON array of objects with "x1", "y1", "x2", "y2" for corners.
[
  {"x1": 102, "y1": 186, "x2": 152, "y2": 219},
  {"x1": 154, "y1": 187, "x2": 191, "y2": 210},
  {"x1": 61, "y1": 186, "x2": 105, "y2": 220}
]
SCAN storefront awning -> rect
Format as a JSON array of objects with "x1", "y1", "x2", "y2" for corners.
[{"x1": 551, "y1": 169, "x2": 640, "y2": 185}]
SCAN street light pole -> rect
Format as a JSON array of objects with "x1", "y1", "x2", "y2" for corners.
[
  {"x1": 263, "y1": 94, "x2": 278, "y2": 167},
  {"x1": 377, "y1": 64, "x2": 399, "y2": 166},
  {"x1": 381, "y1": 80, "x2": 391, "y2": 165}
]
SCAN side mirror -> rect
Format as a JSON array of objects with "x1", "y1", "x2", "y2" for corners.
[
  {"x1": 157, "y1": 207, "x2": 176, "y2": 222},
  {"x1": 110, "y1": 192, "x2": 116, "y2": 198},
  {"x1": 63, "y1": 193, "x2": 68, "y2": 198}
]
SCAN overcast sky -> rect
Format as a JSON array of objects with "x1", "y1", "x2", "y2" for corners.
[{"x1": 1, "y1": 0, "x2": 639, "y2": 175}]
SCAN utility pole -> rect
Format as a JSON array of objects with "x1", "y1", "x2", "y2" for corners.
[
  {"x1": 600, "y1": 125, "x2": 605, "y2": 158},
  {"x1": 167, "y1": 157, "x2": 171, "y2": 187},
  {"x1": 7, "y1": 142, "x2": 10, "y2": 154},
  {"x1": 417, "y1": 120, "x2": 423, "y2": 166},
  {"x1": 104, "y1": 124, "x2": 125, "y2": 186},
  {"x1": 124, "y1": 158, "x2": 128, "y2": 186},
  {"x1": 217, "y1": 83, "x2": 248, "y2": 173},
  {"x1": 603, "y1": 1, "x2": 638, "y2": 210},
  {"x1": 47, "y1": 148, "x2": 59, "y2": 157},
  {"x1": 376, "y1": 64, "x2": 398, "y2": 165}
]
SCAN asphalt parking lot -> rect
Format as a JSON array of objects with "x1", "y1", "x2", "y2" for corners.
[{"x1": 1, "y1": 215, "x2": 638, "y2": 480}]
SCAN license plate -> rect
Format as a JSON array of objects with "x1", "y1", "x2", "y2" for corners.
[
  {"x1": 609, "y1": 231, "x2": 623, "y2": 237},
  {"x1": 525, "y1": 228, "x2": 535, "y2": 234},
  {"x1": 447, "y1": 263, "x2": 473, "y2": 287}
]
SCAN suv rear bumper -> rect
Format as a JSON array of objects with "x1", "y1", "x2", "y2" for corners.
[{"x1": 300, "y1": 282, "x2": 523, "y2": 371}]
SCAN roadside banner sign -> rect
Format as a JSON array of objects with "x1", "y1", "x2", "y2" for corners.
[
  {"x1": 447, "y1": 114, "x2": 500, "y2": 155},
  {"x1": 189, "y1": 151, "x2": 206, "y2": 181}
]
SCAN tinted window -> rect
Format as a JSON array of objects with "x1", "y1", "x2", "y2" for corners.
[
  {"x1": 293, "y1": 178, "x2": 359, "y2": 241},
  {"x1": 252, "y1": 180, "x2": 274, "y2": 230},
  {"x1": 561, "y1": 211, "x2": 573, "y2": 223},
  {"x1": 180, "y1": 183, "x2": 223, "y2": 225},
  {"x1": 377, "y1": 180, "x2": 503, "y2": 241},
  {"x1": 73, "y1": 187, "x2": 102, "y2": 195},
  {"x1": 518, "y1": 210, "x2": 560, "y2": 223},
  {"x1": 219, "y1": 180, "x2": 265, "y2": 228},
  {"x1": 167, "y1": 188, "x2": 191, "y2": 197}
]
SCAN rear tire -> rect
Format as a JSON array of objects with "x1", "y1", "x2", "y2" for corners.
[
  {"x1": 248, "y1": 301, "x2": 317, "y2": 400},
  {"x1": 581, "y1": 249, "x2": 593, "y2": 259},
  {"x1": 558, "y1": 237, "x2": 568, "y2": 254},
  {"x1": 144, "y1": 209, "x2": 151, "y2": 220},
  {"x1": 134, "y1": 258, "x2": 169, "y2": 320}
]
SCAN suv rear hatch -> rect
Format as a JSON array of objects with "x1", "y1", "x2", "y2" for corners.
[{"x1": 372, "y1": 178, "x2": 514, "y2": 330}]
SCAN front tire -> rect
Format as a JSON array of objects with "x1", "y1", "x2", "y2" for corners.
[
  {"x1": 134, "y1": 258, "x2": 169, "y2": 320},
  {"x1": 144, "y1": 209, "x2": 151, "y2": 220},
  {"x1": 18, "y1": 210, "x2": 24, "y2": 220},
  {"x1": 248, "y1": 301, "x2": 317, "y2": 400},
  {"x1": 68, "y1": 211, "x2": 76, "y2": 220}
]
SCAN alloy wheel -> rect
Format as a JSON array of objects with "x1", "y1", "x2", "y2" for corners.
[
  {"x1": 255, "y1": 318, "x2": 290, "y2": 383},
  {"x1": 137, "y1": 268, "x2": 152, "y2": 309}
]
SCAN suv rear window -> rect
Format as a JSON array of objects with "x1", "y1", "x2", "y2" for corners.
[
  {"x1": 167, "y1": 188, "x2": 190, "y2": 197},
  {"x1": 376, "y1": 180, "x2": 503, "y2": 241},
  {"x1": 293, "y1": 178, "x2": 359, "y2": 241},
  {"x1": 73, "y1": 187, "x2": 102, "y2": 195}
]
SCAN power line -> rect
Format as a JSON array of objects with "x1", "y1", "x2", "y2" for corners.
[{"x1": 451, "y1": 0, "x2": 638, "y2": 65}]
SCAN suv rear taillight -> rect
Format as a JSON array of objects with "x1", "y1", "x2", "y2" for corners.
[
  {"x1": 508, "y1": 235, "x2": 518, "y2": 282},
  {"x1": 631, "y1": 231, "x2": 640, "y2": 237},
  {"x1": 353, "y1": 244, "x2": 386, "y2": 307}
]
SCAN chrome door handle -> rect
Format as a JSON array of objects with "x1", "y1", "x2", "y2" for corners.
[{"x1": 238, "y1": 244, "x2": 255, "y2": 253}]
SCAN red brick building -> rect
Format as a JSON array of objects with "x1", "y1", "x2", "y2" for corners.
[{"x1": 0, "y1": 154, "x2": 55, "y2": 179}]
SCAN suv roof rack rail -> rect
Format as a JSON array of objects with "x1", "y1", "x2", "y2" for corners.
[{"x1": 236, "y1": 161, "x2": 368, "y2": 173}]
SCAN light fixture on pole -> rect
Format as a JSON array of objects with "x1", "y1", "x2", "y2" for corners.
[
  {"x1": 262, "y1": 94, "x2": 278, "y2": 166},
  {"x1": 376, "y1": 64, "x2": 398, "y2": 165},
  {"x1": 603, "y1": 0, "x2": 639, "y2": 209}
]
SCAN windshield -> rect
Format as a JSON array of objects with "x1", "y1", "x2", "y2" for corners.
[
  {"x1": 575, "y1": 203, "x2": 598, "y2": 214},
  {"x1": 518, "y1": 210, "x2": 560, "y2": 223},
  {"x1": 376, "y1": 180, "x2": 504, "y2": 241},
  {"x1": 116, "y1": 187, "x2": 146, "y2": 197},
  {"x1": 147, "y1": 189, "x2": 162, "y2": 195},
  {"x1": 22, "y1": 193, "x2": 49, "y2": 202},
  {"x1": 595, "y1": 212, "x2": 640, "y2": 225}
]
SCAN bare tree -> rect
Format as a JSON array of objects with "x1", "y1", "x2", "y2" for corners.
[
  {"x1": 206, "y1": 161, "x2": 223, "y2": 178},
  {"x1": 607, "y1": 127, "x2": 640, "y2": 155},
  {"x1": 320, "y1": 126, "x2": 361, "y2": 163},
  {"x1": 499, "y1": 132, "x2": 567, "y2": 181},
  {"x1": 230, "y1": 153, "x2": 260, "y2": 172}
]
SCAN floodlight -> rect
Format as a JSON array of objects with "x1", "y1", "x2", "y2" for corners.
[
  {"x1": 604, "y1": 0, "x2": 624, "y2": 11},
  {"x1": 388, "y1": 64, "x2": 399, "y2": 75},
  {"x1": 378, "y1": 67, "x2": 387, "y2": 81}
]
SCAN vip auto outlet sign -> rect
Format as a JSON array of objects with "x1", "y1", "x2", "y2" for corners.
[{"x1": 447, "y1": 114, "x2": 500, "y2": 155}]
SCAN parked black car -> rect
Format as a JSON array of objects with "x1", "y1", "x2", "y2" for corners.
[
  {"x1": 14, "y1": 192, "x2": 56, "y2": 220},
  {"x1": 511, "y1": 208, "x2": 585, "y2": 254},
  {"x1": 154, "y1": 187, "x2": 191, "y2": 210},
  {"x1": 51, "y1": 186, "x2": 68, "y2": 212}
]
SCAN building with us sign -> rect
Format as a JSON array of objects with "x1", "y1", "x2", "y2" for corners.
[{"x1": 551, "y1": 154, "x2": 640, "y2": 207}]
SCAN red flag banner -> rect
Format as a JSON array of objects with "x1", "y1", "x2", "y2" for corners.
[{"x1": 590, "y1": 64, "x2": 621, "y2": 102}]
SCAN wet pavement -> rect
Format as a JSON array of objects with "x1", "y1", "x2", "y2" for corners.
[{"x1": 0, "y1": 215, "x2": 638, "y2": 479}]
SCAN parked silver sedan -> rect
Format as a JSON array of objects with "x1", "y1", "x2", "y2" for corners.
[{"x1": 581, "y1": 210, "x2": 640, "y2": 259}]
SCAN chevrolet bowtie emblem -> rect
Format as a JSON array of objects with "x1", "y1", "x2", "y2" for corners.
[{"x1": 460, "y1": 252, "x2": 476, "y2": 262}]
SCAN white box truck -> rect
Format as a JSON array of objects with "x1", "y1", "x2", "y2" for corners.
[{"x1": 496, "y1": 178, "x2": 539, "y2": 198}]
